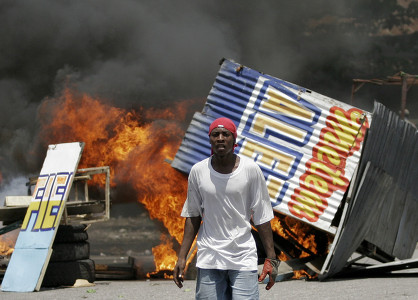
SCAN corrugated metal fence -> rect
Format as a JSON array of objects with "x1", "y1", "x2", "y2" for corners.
[{"x1": 320, "y1": 102, "x2": 418, "y2": 278}]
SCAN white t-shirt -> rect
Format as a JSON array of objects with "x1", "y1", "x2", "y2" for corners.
[{"x1": 181, "y1": 155, "x2": 274, "y2": 271}]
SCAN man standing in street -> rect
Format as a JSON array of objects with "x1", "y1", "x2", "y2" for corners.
[{"x1": 173, "y1": 117, "x2": 279, "y2": 299}]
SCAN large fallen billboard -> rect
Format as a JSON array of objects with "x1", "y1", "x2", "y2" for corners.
[{"x1": 171, "y1": 58, "x2": 371, "y2": 234}]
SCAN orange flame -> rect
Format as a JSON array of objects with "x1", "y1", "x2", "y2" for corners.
[
  {"x1": 0, "y1": 229, "x2": 19, "y2": 256},
  {"x1": 148, "y1": 234, "x2": 177, "y2": 278},
  {"x1": 278, "y1": 252, "x2": 289, "y2": 261},
  {"x1": 38, "y1": 87, "x2": 201, "y2": 272},
  {"x1": 271, "y1": 214, "x2": 331, "y2": 279},
  {"x1": 292, "y1": 269, "x2": 317, "y2": 280},
  {"x1": 271, "y1": 215, "x2": 320, "y2": 258},
  {"x1": 36, "y1": 87, "x2": 330, "y2": 279}
]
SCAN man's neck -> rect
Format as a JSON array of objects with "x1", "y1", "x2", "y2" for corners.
[{"x1": 211, "y1": 154, "x2": 240, "y2": 174}]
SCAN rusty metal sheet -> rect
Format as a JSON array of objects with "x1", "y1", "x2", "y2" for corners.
[{"x1": 171, "y1": 59, "x2": 371, "y2": 233}]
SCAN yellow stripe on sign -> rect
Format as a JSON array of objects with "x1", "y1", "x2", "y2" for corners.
[
  {"x1": 21, "y1": 200, "x2": 64, "y2": 231},
  {"x1": 253, "y1": 113, "x2": 305, "y2": 140},
  {"x1": 21, "y1": 201, "x2": 47, "y2": 231},
  {"x1": 45, "y1": 200, "x2": 64, "y2": 229},
  {"x1": 21, "y1": 201, "x2": 40, "y2": 230},
  {"x1": 262, "y1": 88, "x2": 313, "y2": 120},
  {"x1": 266, "y1": 176, "x2": 283, "y2": 200},
  {"x1": 241, "y1": 139, "x2": 293, "y2": 174}
]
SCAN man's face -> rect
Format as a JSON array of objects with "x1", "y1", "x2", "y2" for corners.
[{"x1": 209, "y1": 127, "x2": 235, "y2": 156}]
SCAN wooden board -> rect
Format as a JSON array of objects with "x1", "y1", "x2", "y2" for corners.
[
  {"x1": 1, "y1": 142, "x2": 84, "y2": 292},
  {"x1": 0, "y1": 201, "x2": 105, "y2": 224},
  {"x1": 4, "y1": 196, "x2": 32, "y2": 207}
]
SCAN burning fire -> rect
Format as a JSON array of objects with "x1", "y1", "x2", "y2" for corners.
[
  {"x1": 26, "y1": 87, "x2": 330, "y2": 280},
  {"x1": 38, "y1": 87, "x2": 200, "y2": 275},
  {"x1": 271, "y1": 215, "x2": 318, "y2": 258},
  {"x1": 150, "y1": 235, "x2": 177, "y2": 278},
  {"x1": 271, "y1": 213, "x2": 331, "y2": 279},
  {"x1": 0, "y1": 229, "x2": 19, "y2": 257}
]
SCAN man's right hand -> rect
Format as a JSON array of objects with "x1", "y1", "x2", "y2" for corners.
[{"x1": 173, "y1": 259, "x2": 186, "y2": 288}]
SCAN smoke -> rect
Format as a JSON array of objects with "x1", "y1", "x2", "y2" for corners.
[
  {"x1": 0, "y1": 176, "x2": 29, "y2": 206},
  {"x1": 0, "y1": 0, "x2": 417, "y2": 186},
  {"x1": 0, "y1": 0, "x2": 236, "y2": 183}
]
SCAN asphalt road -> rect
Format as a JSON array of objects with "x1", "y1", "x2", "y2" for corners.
[
  {"x1": 1, "y1": 275, "x2": 418, "y2": 300},
  {"x1": 1, "y1": 203, "x2": 417, "y2": 299}
]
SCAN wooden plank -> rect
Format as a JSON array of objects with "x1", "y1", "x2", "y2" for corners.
[
  {"x1": 0, "y1": 201, "x2": 105, "y2": 224},
  {"x1": 1, "y1": 142, "x2": 84, "y2": 292},
  {"x1": 4, "y1": 196, "x2": 32, "y2": 207}
]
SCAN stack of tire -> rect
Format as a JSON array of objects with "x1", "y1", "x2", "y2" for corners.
[{"x1": 42, "y1": 224, "x2": 95, "y2": 287}]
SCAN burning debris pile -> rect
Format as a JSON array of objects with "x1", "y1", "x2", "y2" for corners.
[
  {"x1": 38, "y1": 88, "x2": 199, "y2": 277},
  {"x1": 0, "y1": 59, "x2": 417, "y2": 286},
  {"x1": 0, "y1": 86, "x2": 201, "y2": 281}
]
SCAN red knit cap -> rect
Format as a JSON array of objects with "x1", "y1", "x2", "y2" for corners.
[{"x1": 208, "y1": 117, "x2": 237, "y2": 139}]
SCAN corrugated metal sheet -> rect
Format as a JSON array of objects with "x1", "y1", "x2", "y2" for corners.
[
  {"x1": 320, "y1": 162, "x2": 394, "y2": 279},
  {"x1": 320, "y1": 102, "x2": 418, "y2": 279},
  {"x1": 361, "y1": 102, "x2": 418, "y2": 259},
  {"x1": 171, "y1": 59, "x2": 372, "y2": 233}
]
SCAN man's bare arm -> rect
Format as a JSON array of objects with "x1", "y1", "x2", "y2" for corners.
[
  {"x1": 173, "y1": 216, "x2": 201, "y2": 288},
  {"x1": 256, "y1": 220, "x2": 276, "y2": 259}
]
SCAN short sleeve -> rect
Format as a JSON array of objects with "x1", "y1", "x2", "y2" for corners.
[
  {"x1": 250, "y1": 163, "x2": 274, "y2": 225},
  {"x1": 180, "y1": 166, "x2": 203, "y2": 217}
]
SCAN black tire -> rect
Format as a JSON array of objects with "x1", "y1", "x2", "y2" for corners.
[
  {"x1": 57, "y1": 224, "x2": 87, "y2": 233},
  {"x1": 42, "y1": 259, "x2": 95, "y2": 287},
  {"x1": 55, "y1": 224, "x2": 88, "y2": 243},
  {"x1": 50, "y1": 242, "x2": 90, "y2": 262},
  {"x1": 55, "y1": 231, "x2": 89, "y2": 243}
]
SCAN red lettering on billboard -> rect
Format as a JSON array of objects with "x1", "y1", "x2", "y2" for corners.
[{"x1": 289, "y1": 107, "x2": 369, "y2": 222}]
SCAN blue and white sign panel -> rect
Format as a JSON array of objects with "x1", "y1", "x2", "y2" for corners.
[
  {"x1": 1, "y1": 142, "x2": 84, "y2": 292},
  {"x1": 171, "y1": 59, "x2": 371, "y2": 233}
]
